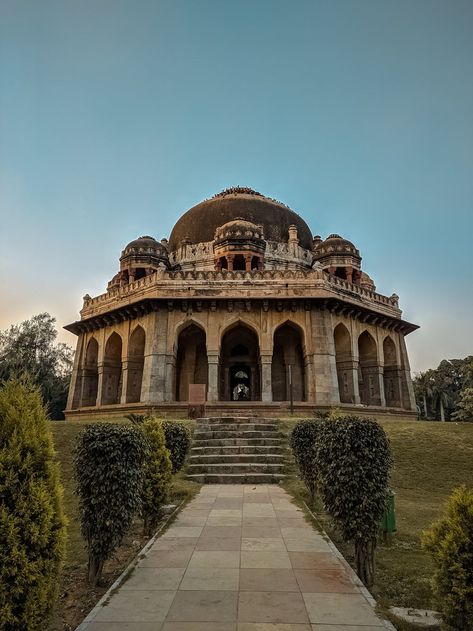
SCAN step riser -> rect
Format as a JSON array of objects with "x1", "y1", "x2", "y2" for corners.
[
  {"x1": 193, "y1": 438, "x2": 282, "y2": 447},
  {"x1": 187, "y1": 473, "x2": 286, "y2": 484},
  {"x1": 188, "y1": 464, "x2": 285, "y2": 474},
  {"x1": 196, "y1": 424, "x2": 278, "y2": 432},
  {"x1": 194, "y1": 430, "x2": 280, "y2": 440},
  {"x1": 190, "y1": 454, "x2": 286, "y2": 464},
  {"x1": 190, "y1": 446, "x2": 287, "y2": 455},
  {"x1": 197, "y1": 417, "x2": 277, "y2": 425}
]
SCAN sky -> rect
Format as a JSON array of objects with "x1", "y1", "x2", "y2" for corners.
[{"x1": 1, "y1": 0, "x2": 472, "y2": 373}]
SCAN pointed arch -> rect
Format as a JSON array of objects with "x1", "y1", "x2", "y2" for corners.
[
  {"x1": 126, "y1": 325, "x2": 146, "y2": 403},
  {"x1": 383, "y1": 335, "x2": 401, "y2": 407},
  {"x1": 175, "y1": 323, "x2": 208, "y2": 401},
  {"x1": 334, "y1": 323, "x2": 355, "y2": 403},
  {"x1": 80, "y1": 337, "x2": 99, "y2": 407},
  {"x1": 271, "y1": 322, "x2": 305, "y2": 401},
  {"x1": 219, "y1": 322, "x2": 261, "y2": 401},
  {"x1": 220, "y1": 317, "x2": 261, "y2": 349},
  {"x1": 101, "y1": 331, "x2": 123, "y2": 404},
  {"x1": 358, "y1": 330, "x2": 380, "y2": 405}
]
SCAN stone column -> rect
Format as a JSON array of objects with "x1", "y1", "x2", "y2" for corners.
[
  {"x1": 164, "y1": 355, "x2": 176, "y2": 402},
  {"x1": 120, "y1": 359, "x2": 130, "y2": 404},
  {"x1": 207, "y1": 352, "x2": 219, "y2": 402},
  {"x1": 141, "y1": 311, "x2": 168, "y2": 403},
  {"x1": 96, "y1": 362, "x2": 105, "y2": 406},
  {"x1": 399, "y1": 334, "x2": 416, "y2": 411},
  {"x1": 310, "y1": 309, "x2": 340, "y2": 406},
  {"x1": 260, "y1": 353, "x2": 273, "y2": 402}
]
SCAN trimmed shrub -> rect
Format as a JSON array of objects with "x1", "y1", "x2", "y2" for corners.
[
  {"x1": 141, "y1": 419, "x2": 173, "y2": 535},
  {"x1": 0, "y1": 377, "x2": 67, "y2": 629},
  {"x1": 316, "y1": 415, "x2": 392, "y2": 587},
  {"x1": 161, "y1": 420, "x2": 192, "y2": 473},
  {"x1": 75, "y1": 423, "x2": 147, "y2": 585},
  {"x1": 290, "y1": 419, "x2": 324, "y2": 502},
  {"x1": 452, "y1": 388, "x2": 473, "y2": 422},
  {"x1": 422, "y1": 486, "x2": 473, "y2": 630}
]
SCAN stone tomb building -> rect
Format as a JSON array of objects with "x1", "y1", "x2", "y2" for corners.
[{"x1": 65, "y1": 187, "x2": 418, "y2": 418}]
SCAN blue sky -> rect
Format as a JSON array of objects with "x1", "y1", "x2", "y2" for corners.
[{"x1": 1, "y1": 0, "x2": 472, "y2": 372}]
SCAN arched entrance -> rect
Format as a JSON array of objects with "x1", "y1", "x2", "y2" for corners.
[
  {"x1": 126, "y1": 326, "x2": 145, "y2": 403},
  {"x1": 101, "y1": 332, "x2": 122, "y2": 405},
  {"x1": 334, "y1": 323, "x2": 355, "y2": 403},
  {"x1": 219, "y1": 324, "x2": 260, "y2": 401},
  {"x1": 175, "y1": 324, "x2": 208, "y2": 401},
  {"x1": 358, "y1": 331, "x2": 380, "y2": 406},
  {"x1": 383, "y1": 336, "x2": 401, "y2": 407},
  {"x1": 271, "y1": 323, "x2": 305, "y2": 401},
  {"x1": 81, "y1": 337, "x2": 99, "y2": 407}
]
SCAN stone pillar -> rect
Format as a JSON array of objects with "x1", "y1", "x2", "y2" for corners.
[
  {"x1": 310, "y1": 309, "x2": 340, "y2": 406},
  {"x1": 244, "y1": 254, "x2": 252, "y2": 271},
  {"x1": 260, "y1": 353, "x2": 273, "y2": 402},
  {"x1": 207, "y1": 352, "x2": 219, "y2": 402},
  {"x1": 164, "y1": 355, "x2": 176, "y2": 402},
  {"x1": 399, "y1": 334, "x2": 416, "y2": 411},
  {"x1": 346, "y1": 267, "x2": 353, "y2": 283},
  {"x1": 96, "y1": 362, "x2": 105, "y2": 406},
  {"x1": 120, "y1": 359, "x2": 130, "y2": 404},
  {"x1": 141, "y1": 311, "x2": 168, "y2": 403},
  {"x1": 226, "y1": 255, "x2": 233, "y2": 271}
]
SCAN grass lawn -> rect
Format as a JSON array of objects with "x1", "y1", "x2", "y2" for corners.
[
  {"x1": 48, "y1": 418, "x2": 199, "y2": 631},
  {"x1": 280, "y1": 418, "x2": 473, "y2": 620}
]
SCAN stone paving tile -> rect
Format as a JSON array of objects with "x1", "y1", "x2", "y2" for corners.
[
  {"x1": 162, "y1": 624, "x2": 236, "y2": 631},
  {"x1": 243, "y1": 504, "x2": 276, "y2": 517},
  {"x1": 166, "y1": 590, "x2": 238, "y2": 622},
  {"x1": 239, "y1": 568, "x2": 299, "y2": 592},
  {"x1": 242, "y1": 525, "x2": 282, "y2": 538},
  {"x1": 302, "y1": 593, "x2": 383, "y2": 626},
  {"x1": 201, "y1": 525, "x2": 242, "y2": 538},
  {"x1": 294, "y1": 569, "x2": 356, "y2": 593},
  {"x1": 238, "y1": 625, "x2": 310, "y2": 630},
  {"x1": 238, "y1": 592, "x2": 309, "y2": 624},
  {"x1": 140, "y1": 550, "x2": 194, "y2": 568},
  {"x1": 188, "y1": 550, "x2": 241, "y2": 568},
  {"x1": 151, "y1": 537, "x2": 198, "y2": 551},
  {"x1": 284, "y1": 538, "x2": 332, "y2": 552},
  {"x1": 93, "y1": 590, "x2": 175, "y2": 622},
  {"x1": 196, "y1": 536, "x2": 242, "y2": 551},
  {"x1": 121, "y1": 567, "x2": 185, "y2": 590},
  {"x1": 288, "y1": 552, "x2": 345, "y2": 571},
  {"x1": 241, "y1": 537, "x2": 286, "y2": 551},
  {"x1": 242, "y1": 517, "x2": 279, "y2": 528},
  {"x1": 180, "y1": 567, "x2": 239, "y2": 590},
  {"x1": 311, "y1": 626, "x2": 386, "y2": 631},
  {"x1": 162, "y1": 526, "x2": 204, "y2": 538},
  {"x1": 240, "y1": 550, "x2": 292, "y2": 569}
]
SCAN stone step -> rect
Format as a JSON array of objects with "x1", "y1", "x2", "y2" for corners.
[
  {"x1": 187, "y1": 463, "x2": 286, "y2": 474},
  {"x1": 194, "y1": 429, "x2": 280, "y2": 440},
  {"x1": 197, "y1": 416, "x2": 277, "y2": 425},
  {"x1": 189, "y1": 453, "x2": 287, "y2": 464},
  {"x1": 196, "y1": 423, "x2": 278, "y2": 432},
  {"x1": 186, "y1": 472, "x2": 287, "y2": 484},
  {"x1": 190, "y1": 445, "x2": 288, "y2": 455},
  {"x1": 193, "y1": 437, "x2": 283, "y2": 447}
]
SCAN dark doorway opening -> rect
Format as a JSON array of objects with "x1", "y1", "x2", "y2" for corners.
[
  {"x1": 230, "y1": 365, "x2": 250, "y2": 400},
  {"x1": 219, "y1": 324, "x2": 260, "y2": 400}
]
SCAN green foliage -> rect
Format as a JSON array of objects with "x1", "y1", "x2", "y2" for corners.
[
  {"x1": 0, "y1": 313, "x2": 73, "y2": 419},
  {"x1": 161, "y1": 420, "x2": 192, "y2": 473},
  {"x1": 290, "y1": 419, "x2": 324, "y2": 502},
  {"x1": 74, "y1": 423, "x2": 147, "y2": 585},
  {"x1": 125, "y1": 412, "x2": 149, "y2": 424},
  {"x1": 141, "y1": 420, "x2": 173, "y2": 535},
  {"x1": 0, "y1": 377, "x2": 67, "y2": 630},
  {"x1": 422, "y1": 486, "x2": 473, "y2": 630},
  {"x1": 452, "y1": 388, "x2": 473, "y2": 422}
]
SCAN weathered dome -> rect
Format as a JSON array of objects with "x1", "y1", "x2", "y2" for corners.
[
  {"x1": 313, "y1": 233, "x2": 360, "y2": 258},
  {"x1": 121, "y1": 235, "x2": 168, "y2": 258},
  {"x1": 214, "y1": 218, "x2": 264, "y2": 241},
  {"x1": 169, "y1": 187, "x2": 313, "y2": 250}
]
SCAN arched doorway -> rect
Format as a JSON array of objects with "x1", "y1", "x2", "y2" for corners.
[
  {"x1": 358, "y1": 331, "x2": 380, "y2": 406},
  {"x1": 102, "y1": 332, "x2": 123, "y2": 405},
  {"x1": 271, "y1": 323, "x2": 305, "y2": 401},
  {"x1": 81, "y1": 337, "x2": 99, "y2": 407},
  {"x1": 175, "y1": 324, "x2": 208, "y2": 401},
  {"x1": 126, "y1": 326, "x2": 145, "y2": 403},
  {"x1": 334, "y1": 323, "x2": 355, "y2": 403},
  {"x1": 383, "y1": 336, "x2": 401, "y2": 407},
  {"x1": 219, "y1": 324, "x2": 260, "y2": 401}
]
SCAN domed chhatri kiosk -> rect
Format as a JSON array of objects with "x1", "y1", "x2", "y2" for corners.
[{"x1": 65, "y1": 187, "x2": 418, "y2": 418}]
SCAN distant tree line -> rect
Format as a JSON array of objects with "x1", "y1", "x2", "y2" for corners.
[
  {"x1": 414, "y1": 356, "x2": 473, "y2": 422},
  {"x1": 0, "y1": 313, "x2": 74, "y2": 419}
]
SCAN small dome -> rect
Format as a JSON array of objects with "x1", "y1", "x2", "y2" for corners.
[
  {"x1": 121, "y1": 235, "x2": 168, "y2": 258},
  {"x1": 215, "y1": 218, "x2": 264, "y2": 241},
  {"x1": 313, "y1": 233, "x2": 360, "y2": 258}
]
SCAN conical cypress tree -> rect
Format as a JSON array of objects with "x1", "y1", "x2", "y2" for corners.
[{"x1": 0, "y1": 377, "x2": 67, "y2": 630}]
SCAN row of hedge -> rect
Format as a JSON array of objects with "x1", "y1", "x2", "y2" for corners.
[{"x1": 0, "y1": 377, "x2": 192, "y2": 630}]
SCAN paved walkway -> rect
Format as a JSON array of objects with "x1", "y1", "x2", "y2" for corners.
[{"x1": 81, "y1": 485, "x2": 390, "y2": 631}]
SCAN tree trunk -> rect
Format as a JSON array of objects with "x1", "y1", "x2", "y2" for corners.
[
  {"x1": 88, "y1": 555, "x2": 104, "y2": 586},
  {"x1": 355, "y1": 538, "x2": 376, "y2": 587},
  {"x1": 422, "y1": 394, "x2": 427, "y2": 418},
  {"x1": 440, "y1": 397, "x2": 445, "y2": 422}
]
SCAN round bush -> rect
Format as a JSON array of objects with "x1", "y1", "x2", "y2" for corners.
[
  {"x1": 161, "y1": 420, "x2": 192, "y2": 473},
  {"x1": 290, "y1": 419, "x2": 324, "y2": 501},
  {"x1": 75, "y1": 423, "x2": 147, "y2": 585},
  {"x1": 0, "y1": 377, "x2": 66, "y2": 629},
  {"x1": 141, "y1": 419, "x2": 173, "y2": 535}
]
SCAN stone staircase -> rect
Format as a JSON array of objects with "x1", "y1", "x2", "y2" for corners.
[{"x1": 186, "y1": 416, "x2": 287, "y2": 484}]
